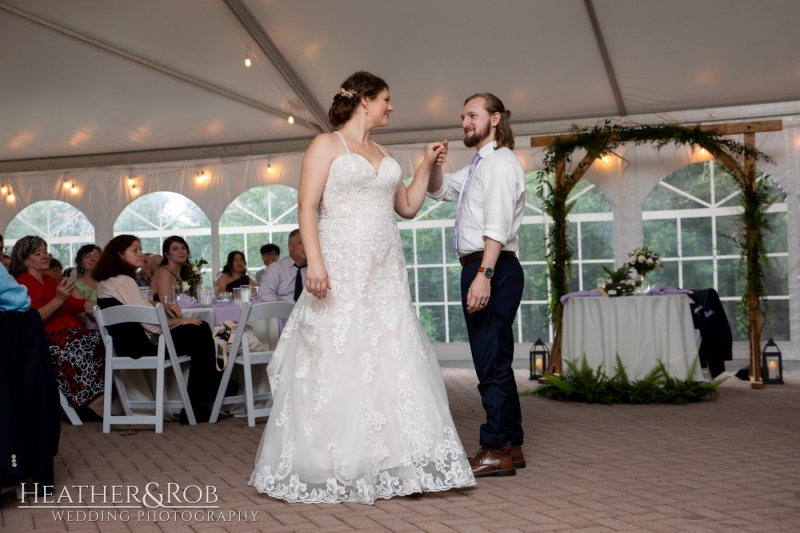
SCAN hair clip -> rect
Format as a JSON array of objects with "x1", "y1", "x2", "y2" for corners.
[{"x1": 340, "y1": 88, "x2": 356, "y2": 98}]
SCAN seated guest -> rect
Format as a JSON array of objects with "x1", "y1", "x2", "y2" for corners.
[
  {"x1": 260, "y1": 229, "x2": 307, "y2": 303},
  {"x1": 10, "y1": 236, "x2": 105, "y2": 419},
  {"x1": 215, "y1": 251, "x2": 255, "y2": 294},
  {"x1": 0, "y1": 262, "x2": 30, "y2": 312},
  {"x1": 254, "y1": 243, "x2": 280, "y2": 285},
  {"x1": 44, "y1": 256, "x2": 64, "y2": 282},
  {"x1": 94, "y1": 235, "x2": 225, "y2": 423},
  {"x1": 2, "y1": 255, "x2": 12, "y2": 269},
  {"x1": 74, "y1": 244, "x2": 101, "y2": 300},
  {"x1": 136, "y1": 252, "x2": 153, "y2": 288},
  {"x1": 150, "y1": 237, "x2": 190, "y2": 303}
]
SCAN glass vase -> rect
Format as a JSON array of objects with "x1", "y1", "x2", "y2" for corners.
[{"x1": 634, "y1": 274, "x2": 651, "y2": 295}]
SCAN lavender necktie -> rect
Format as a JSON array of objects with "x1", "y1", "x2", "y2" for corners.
[{"x1": 452, "y1": 153, "x2": 483, "y2": 254}]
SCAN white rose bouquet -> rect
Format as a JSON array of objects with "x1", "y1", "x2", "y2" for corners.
[
  {"x1": 627, "y1": 246, "x2": 663, "y2": 276},
  {"x1": 184, "y1": 257, "x2": 208, "y2": 299}
]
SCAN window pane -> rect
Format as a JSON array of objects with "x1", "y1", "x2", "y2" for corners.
[
  {"x1": 721, "y1": 301, "x2": 746, "y2": 342},
  {"x1": 681, "y1": 217, "x2": 712, "y2": 257},
  {"x1": 418, "y1": 199, "x2": 457, "y2": 221},
  {"x1": 522, "y1": 264, "x2": 548, "y2": 301},
  {"x1": 648, "y1": 260, "x2": 679, "y2": 288},
  {"x1": 764, "y1": 212, "x2": 788, "y2": 254},
  {"x1": 447, "y1": 266, "x2": 462, "y2": 303},
  {"x1": 186, "y1": 236, "x2": 211, "y2": 262},
  {"x1": 246, "y1": 233, "x2": 271, "y2": 268},
  {"x1": 580, "y1": 221, "x2": 614, "y2": 260},
  {"x1": 444, "y1": 227, "x2": 458, "y2": 264},
  {"x1": 269, "y1": 186, "x2": 299, "y2": 224},
  {"x1": 643, "y1": 219, "x2": 678, "y2": 257},
  {"x1": 518, "y1": 223, "x2": 547, "y2": 262},
  {"x1": 270, "y1": 232, "x2": 290, "y2": 257},
  {"x1": 524, "y1": 171, "x2": 546, "y2": 215},
  {"x1": 570, "y1": 182, "x2": 613, "y2": 214},
  {"x1": 417, "y1": 267, "x2": 444, "y2": 302},
  {"x1": 416, "y1": 228, "x2": 443, "y2": 265},
  {"x1": 448, "y1": 305, "x2": 467, "y2": 342},
  {"x1": 582, "y1": 262, "x2": 615, "y2": 292},
  {"x1": 568, "y1": 263, "x2": 580, "y2": 293},
  {"x1": 717, "y1": 258, "x2": 744, "y2": 298},
  {"x1": 663, "y1": 162, "x2": 711, "y2": 204},
  {"x1": 139, "y1": 238, "x2": 161, "y2": 256},
  {"x1": 48, "y1": 244, "x2": 72, "y2": 267},
  {"x1": 715, "y1": 215, "x2": 738, "y2": 256},
  {"x1": 763, "y1": 299, "x2": 790, "y2": 341},
  {"x1": 219, "y1": 234, "x2": 245, "y2": 264},
  {"x1": 764, "y1": 256, "x2": 789, "y2": 296},
  {"x1": 643, "y1": 184, "x2": 705, "y2": 211},
  {"x1": 419, "y1": 305, "x2": 445, "y2": 342},
  {"x1": 714, "y1": 162, "x2": 740, "y2": 206},
  {"x1": 520, "y1": 304, "x2": 550, "y2": 343},
  {"x1": 682, "y1": 260, "x2": 713, "y2": 290}
]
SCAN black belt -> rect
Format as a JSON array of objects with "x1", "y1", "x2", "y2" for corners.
[{"x1": 459, "y1": 250, "x2": 516, "y2": 267}]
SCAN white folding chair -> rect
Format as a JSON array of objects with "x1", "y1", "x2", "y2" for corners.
[
  {"x1": 209, "y1": 301, "x2": 294, "y2": 427},
  {"x1": 59, "y1": 390, "x2": 82, "y2": 425},
  {"x1": 94, "y1": 304, "x2": 196, "y2": 433}
]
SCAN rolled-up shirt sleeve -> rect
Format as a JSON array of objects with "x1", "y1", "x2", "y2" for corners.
[
  {"x1": 481, "y1": 157, "x2": 523, "y2": 246},
  {"x1": 427, "y1": 166, "x2": 468, "y2": 202}
]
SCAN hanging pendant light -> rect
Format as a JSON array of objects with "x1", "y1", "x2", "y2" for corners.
[{"x1": 244, "y1": 45, "x2": 252, "y2": 67}]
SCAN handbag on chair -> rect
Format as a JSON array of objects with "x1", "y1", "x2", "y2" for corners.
[{"x1": 211, "y1": 320, "x2": 266, "y2": 371}]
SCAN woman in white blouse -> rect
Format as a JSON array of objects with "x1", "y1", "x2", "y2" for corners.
[{"x1": 94, "y1": 234, "x2": 226, "y2": 424}]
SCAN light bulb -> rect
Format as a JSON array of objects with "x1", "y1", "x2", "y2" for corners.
[
  {"x1": 7, "y1": 193, "x2": 14, "y2": 201},
  {"x1": 0, "y1": 184, "x2": 6, "y2": 194},
  {"x1": 267, "y1": 163, "x2": 272, "y2": 173},
  {"x1": 63, "y1": 180, "x2": 71, "y2": 190},
  {"x1": 197, "y1": 170, "x2": 208, "y2": 183},
  {"x1": 132, "y1": 185, "x2": 139, "y2": 194},
  {"x1": 601, "y1": 155, "x2": 609, "y2": 163},
  {"x1": 700, "y1": 148, "x2": 707, "y2": 155},
  {"x1": 127, "y1": 177, "x2": 135, "y2": 186},
  {"x1": 288, "y1": 114, "x2": 294, "y2": 125},
  {"x1": 244, "y1": 56, "x2": 251, "y2": 67},
  {"x1": 71, "y1": 185, "x2": 77, "y2": 194}
]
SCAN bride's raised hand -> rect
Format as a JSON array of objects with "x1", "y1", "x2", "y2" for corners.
[
  {"x1": 423, "y1": 142, "x2": 445, "y2": 166},
  {"x1": 305, "y1": 262, "x2": 331, "y2": 299}
]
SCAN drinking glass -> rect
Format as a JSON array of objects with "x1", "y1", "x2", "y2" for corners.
[
  {"x1": 240, "y1": 286, "x2": 251, "y2": 303},
  {"x1": 218, "y1": 291, "x2": 232, "y2": 303},
  {"x1": 250, "y1": 285, "x2": 259, "y2": 299},
  {"x1": 139, "y1": 287, "x2": 152, "y2": 302},
  {"x1": 233, "y1": 287, "x2": 243, "y2": 305},
  {"x1": 198, "y1": 287, "x2": 213, "y2": 306},
  {"x1": 161, "y1": 293, "x2": 173, "y2": 305}
]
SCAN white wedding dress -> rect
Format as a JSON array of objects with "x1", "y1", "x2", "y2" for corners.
[{"x1": 249, "y1": 132, "x2": 476, "y2": 504}]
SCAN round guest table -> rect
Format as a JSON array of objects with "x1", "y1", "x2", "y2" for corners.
[{"x1": 562, "y1": 294, "x2": 704, "y2": 381}]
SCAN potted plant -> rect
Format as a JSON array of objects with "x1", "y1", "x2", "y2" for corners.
[{"x1": 602, "y1": 264, "x2": 634, "y2": 297}]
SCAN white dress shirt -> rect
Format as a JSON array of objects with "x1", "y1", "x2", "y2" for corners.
[
  {"x1": 259, "y1": 255, "x2": 307, "y2": 303},
  {"x1": 428, "y1": 141, "x2": 526, "y2": 255},
  {"x1": 255, "y1": 265, "x2": 269, "y2": 285}
]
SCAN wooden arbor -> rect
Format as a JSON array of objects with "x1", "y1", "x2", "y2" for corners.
[{"x1": 530, "y1": 120, "x2": 782, "y2": 389}]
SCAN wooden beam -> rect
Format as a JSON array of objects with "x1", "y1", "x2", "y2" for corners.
[{"x1": 530, "y1": 120, "x2": 783, "y2": 147}]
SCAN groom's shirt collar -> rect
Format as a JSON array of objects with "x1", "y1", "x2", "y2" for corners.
[{"x1": 477, "y1": 140, "x2": 498, "y2": 159}]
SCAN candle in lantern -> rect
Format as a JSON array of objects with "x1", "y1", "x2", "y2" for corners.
[
  {"x1": 768, "y1": 360, "x2": 778, "y2": 379},
  {"x1": 535, "y1": 357, "x2": 543, "y2": 374}
]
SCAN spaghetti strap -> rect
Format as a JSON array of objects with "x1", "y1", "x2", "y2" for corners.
[
  {"x1": 334, "y1": 130, "x2": 349, "y2": 153},
  {"x1": 373, "y1": 141, "x2": 389, "y2": 158}
]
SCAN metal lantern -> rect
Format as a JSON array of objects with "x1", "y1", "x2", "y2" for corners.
[
  {"x1": 529, "y1": 338, "x2": 549, "y2": 380},
  {"x1": 762, "y1": 338, "x2": 784, "y2": 385}
]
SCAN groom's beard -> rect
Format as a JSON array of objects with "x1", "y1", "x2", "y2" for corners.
[{"x1": 463, "y1": 122, "x2": 492, "y2": 148}]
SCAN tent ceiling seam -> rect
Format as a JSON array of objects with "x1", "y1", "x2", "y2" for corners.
[
  {"x1": 0, "y1": 1, "x2": 321, "y2": 133},
  {"x1": 222, "y1": 0, "x2": 331, "y2": 133},
  {"x1": 583, "y1": 0, "x2": 627, "y2": 117}
]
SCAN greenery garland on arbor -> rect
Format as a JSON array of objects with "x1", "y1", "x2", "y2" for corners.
[{"x1": 536, "y1": 121, "x2": 775, "y2": 382}]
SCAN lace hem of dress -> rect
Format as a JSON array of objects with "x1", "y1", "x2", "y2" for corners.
[{"x1": 248, "y1": 462, "x2": 476, "y2": 505}]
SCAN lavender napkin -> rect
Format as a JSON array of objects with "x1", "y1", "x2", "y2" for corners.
[
  {"x1": 650, "y1": 285, "x2": 693, "y2": 296},
  {"x1": 175, "y1": 295, "x2": 199, "y2": 309},
  {"x1": 560, "y1": 289, "x2": 603, "y2": 305}
]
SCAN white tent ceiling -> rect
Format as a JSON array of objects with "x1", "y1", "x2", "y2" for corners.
[{"x1": 1, "y1": 0, "x2": 800, "y2": 168}]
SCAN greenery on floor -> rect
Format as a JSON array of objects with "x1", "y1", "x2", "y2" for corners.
[{"x1": 521, "y1": 356, "x2": 726, "y2": 405}]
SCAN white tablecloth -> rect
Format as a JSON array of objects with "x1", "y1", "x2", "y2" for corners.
[{"x1": 563, "y1": 295, "x2": 703, "y2": 381}]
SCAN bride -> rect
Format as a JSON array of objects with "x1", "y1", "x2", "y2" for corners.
[{"x1": 249, "y1": 71, "x2": 476, "y2": 504}]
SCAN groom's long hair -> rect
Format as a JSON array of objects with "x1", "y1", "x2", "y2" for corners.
[{"x1": 464, "y1": 93, "x2": 515, "y2": 150}]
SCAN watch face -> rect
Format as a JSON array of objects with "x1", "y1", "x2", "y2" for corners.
[{"x1": 483, "y1": 268, "x2": 494, "y2": 278}]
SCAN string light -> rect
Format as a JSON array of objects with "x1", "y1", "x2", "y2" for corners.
[
  {"x1": 127, "y1": 176, "x2": 135, "y2": 186},
  {"x1": 267, "y1": 161, "x2": 272, "y2": 173},
  {"x1": 7, "y1": 189, "x2": 14, "y2": 201},
  {"x1": 601, "y1": 155, "x2": 609, "y2": 163},
  {"x1": 700, "y1": 148, "x2": 707, "y2": 155},
  {"x1": 287, "y1": 104, "x2": 294, "y2": 125},
  {"x1": 196, "y1": 169, "x2": 208, "y2": 184},
  {"x1": 132, "y1": 185, "x2": 139, "y2": 194},
  {"x1": 0, "y1": 184, "x2": 6, "y2": 194},
  {"x1": 71, "y1": 183, "x2": 78, "y2": 194},
  {"x1": 63, "y1": 179, "x2": 72, "y2": 190},
  {"x1": 244, "y1": 45, "x2": 251, "y2": 67}
]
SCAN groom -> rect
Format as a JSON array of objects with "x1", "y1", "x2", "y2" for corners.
[{"x1": 427, "y1": 93, "x2": 526, "y2": 477}]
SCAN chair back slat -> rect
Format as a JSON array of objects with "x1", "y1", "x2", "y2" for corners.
[{"x1": 246, "y1": 301, "x2": 295, "y2": 322}]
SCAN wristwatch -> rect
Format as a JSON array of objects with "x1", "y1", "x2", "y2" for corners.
[{"x1": 477, "y1": 266, "x2": 494, "y2": 279}]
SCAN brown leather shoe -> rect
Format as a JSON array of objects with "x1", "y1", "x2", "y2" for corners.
[
  {"x1": 469, "y1": 445, "x2": 516, "y2": 477},
  {"x1": 510, "y1": 444, "x2": 525, "y2": 469}
]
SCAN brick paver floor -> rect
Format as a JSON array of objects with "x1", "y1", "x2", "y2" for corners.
[{"x1": 2, "y1": 369, "x2": 799, "y2": 532}]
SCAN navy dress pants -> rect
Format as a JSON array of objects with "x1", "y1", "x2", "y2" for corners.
[{"x1": 461, "y1": 254, "x2": 524, "y2": 449}]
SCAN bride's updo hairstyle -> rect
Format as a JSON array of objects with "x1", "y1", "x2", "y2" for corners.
[{"x1": 328, "y1": 71, "x2": 388, "y2": 129}]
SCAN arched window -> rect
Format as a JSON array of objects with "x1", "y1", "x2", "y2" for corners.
[
  {"x1": 114, "y1": 192, "x2": 211, "y2": 282},
  {"x1": 4, "y1": 200, "x2": 95, "y2": 267},
  {"x1": 219, "y1": 185, "x2": 298, "y2": 275},
  {"x1": 642, "y1": 161, "x2": 789, "y2": 341},
  {"x1": 399, "y1": 172, "x2": 614, "y2": 343}
]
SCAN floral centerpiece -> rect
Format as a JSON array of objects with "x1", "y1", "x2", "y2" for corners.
[
  {"x1": 184, "y1": 258, "x2": 207, "y2": 299},
  {"x1": 602, "y1": 264, "x2": 634, "y2": 296},
  {"x1": 627, "y1": 246, "x2": 663, "y2": 294}
]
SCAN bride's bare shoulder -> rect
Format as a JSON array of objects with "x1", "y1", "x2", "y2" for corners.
[{"x1": 308, "y1": 133, "x2": 343, "y2": 153}]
